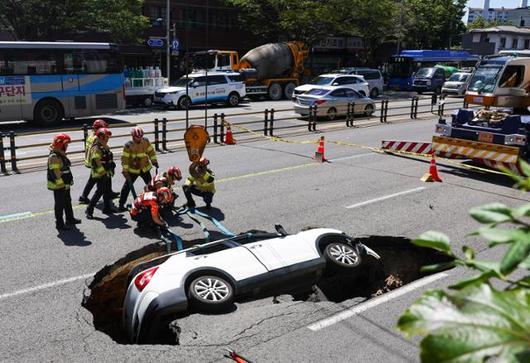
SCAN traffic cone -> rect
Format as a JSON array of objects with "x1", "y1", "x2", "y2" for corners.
[
  {"x1": 421, "y1": 156, "x2": 442, "y2": 182},
  {"x1": 225, "y1": 349, "x2": 252, "y2": 363},
  {"x1": 313, "y1": 136, "x2": 326, "y2": 162},
  {"x1": 224, "y1": 123, "x2": 236, "y2": 145}
]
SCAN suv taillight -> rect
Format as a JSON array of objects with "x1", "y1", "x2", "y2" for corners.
[{"x1": 134, "y1": 266, "x2": 159, "y2": 291}]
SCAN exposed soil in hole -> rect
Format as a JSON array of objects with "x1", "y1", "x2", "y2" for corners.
[{"x1": 82, "y1": 235, "x2": 453, "y2": 345}]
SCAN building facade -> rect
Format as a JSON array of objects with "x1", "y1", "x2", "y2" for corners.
[
  {"x1": 467, "y1": 0, "x2": 530, "y2": 26},
  {"x1": 462, "y1": 26, "x2": 530, "y2": 55}
]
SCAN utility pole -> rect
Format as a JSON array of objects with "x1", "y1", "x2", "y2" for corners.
[{"x1": 166, "y1": 0, "x2": 171, "y2": 83}]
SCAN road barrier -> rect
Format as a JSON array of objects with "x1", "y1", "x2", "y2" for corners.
[{"x1": 0, "y1": 96, "x2": 467, "y2": 174}]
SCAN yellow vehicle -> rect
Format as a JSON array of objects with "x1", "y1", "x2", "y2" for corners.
[
  {"x1": 433, "y1": 54, "x2": 530, "y2": 173},
  {"x1": 205, "y1": 41, "x2": 308, "y2": 100}
]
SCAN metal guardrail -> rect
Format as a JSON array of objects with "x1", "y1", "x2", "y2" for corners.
[{"x1": 0, "y1": 96, "x2": 466, "y2": 175}]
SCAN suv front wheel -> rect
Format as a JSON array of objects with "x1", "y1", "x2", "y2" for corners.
[{"x1": 227, "y1": 92, "x2": 240, "y2": 107}]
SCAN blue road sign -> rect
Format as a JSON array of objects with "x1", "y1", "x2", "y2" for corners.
[
  {"x1": 171, "y1": 39, "x2": 180, "y2": 50},
  {"x1": 147, "y1": 38, "x2": 164, "y2": 48}
]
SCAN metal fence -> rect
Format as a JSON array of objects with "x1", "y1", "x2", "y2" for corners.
[{"x1": 0, "y1": 95, "x2": 466, "y2": 175}]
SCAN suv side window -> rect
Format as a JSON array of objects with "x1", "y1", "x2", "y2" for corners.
[
  {"x1": 364, "y1": 70, "x2": 381, "y2": 80},
  {"x1": 435, "y1": 69, "x2": 445, "y2": 78},
  {"x1": 192, "y1": 76, "x2": 207, "y2": 87},
  {"x1": 208, "y1": 75, "x2": 228, "y2": 85},
  {"x1": 227, "y1": 74, "x2": 243, "y2": 82}
]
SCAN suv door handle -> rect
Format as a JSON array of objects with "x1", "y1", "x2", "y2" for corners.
[
  {"x1": 250, "y1": 244, "x2": 262, "y2": 249},
  {"x1": 194, "y1": 255, "x2": 208, "y2": 260}
]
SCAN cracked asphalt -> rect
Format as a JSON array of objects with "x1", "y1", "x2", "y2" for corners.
[{"x1": 1, "y1": 99, "x2": 528, "y2": 362}]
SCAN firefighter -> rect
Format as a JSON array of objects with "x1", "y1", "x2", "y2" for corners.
[
  {"x1": 129, "y1": 187, "x2": 173, "y2": 228},
  {"x1": 182, "y1": 157, "x2": 215, "y2": 209},
  {"x1": 47, "y1": 133, "x2": 81, "y2": 231},
  {"x1": 118, "y1": 127, "x2": 158, "y2": 211},
  {"x1": 79, "y1": 119, "x2": 119, "y2": 204},
  {"x1": 86, "y1": 128, "x2": 116, "y2": 219},
  {"x1": 145, "y1": 166, "x2": 182, "y2": 192}
]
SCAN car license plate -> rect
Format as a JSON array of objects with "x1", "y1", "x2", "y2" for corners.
[
  {"x1": 473, "y1": 96, "x2": 483, "y2": 104},
  {"x1": 478, "y1": 132, "x2": 493, "y2": 143}
]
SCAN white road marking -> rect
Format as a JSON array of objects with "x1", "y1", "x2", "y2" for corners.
[
  {"x1": 345, "y1": 187, "x2": 426, "y2": 209},
  {"x1": 0, "y1": 211, "x2": 32, "y2": 222},
  {"x1": 0, "y1": 273, "x2": 95, "y2": 301},
  {"x1": 307, "y1": 272, "x2": 449, "y2": 331},
  {"x1": 330, "y1": 153, "x2": 375, "y2": 162}
]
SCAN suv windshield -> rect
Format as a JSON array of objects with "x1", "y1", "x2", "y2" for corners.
[
  {"x1": 309, "y1": 76, "x2": 334, "y2": 85},
  {"x1": 171, "y1": 77, "x2": 194, "y2": 87},
  {"x1": 467, "y1": 65, "x2": 503, "y2": 93},
  {"x1": 448, "y1": 73, "x2": 470, "y2": 82},
  {"x1": 415, "y1": 68, "x2": 435, "y2": 78}
]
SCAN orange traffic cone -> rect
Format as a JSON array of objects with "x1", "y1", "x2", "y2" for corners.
[
  {"x1": 226, "y1": 349, "x2": 252, "y2": 363},
  {"x1": 421, "y1": 156, "x2": 442, "y2": 182},
  {"x1": 224, "y1": 123, "x2": 236, "y2": 145},
  {"x1": 313, "y1": 136, "x2": 326, "y2": 162}
]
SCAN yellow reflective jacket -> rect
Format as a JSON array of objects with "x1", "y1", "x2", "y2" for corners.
[
  {"x1": 47, "y1": 149, "x2": 72, "y2": 190},
  {"x1": 185, "y1": 170, "x2": 215, "y2": 193},
  {"x1": 90, "y1": 141, "x2": 114, "y2": 179},
  {"x1": 121, "y1": 138, "x2": 157, "y2": 174},
  {"x1": 84, "y1": 134, "x2": 96, "y2": 168}
]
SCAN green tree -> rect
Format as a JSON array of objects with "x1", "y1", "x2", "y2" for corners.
[
  {"x1": 403, "y1": 0, "x2": 467, "y2": 49},
  {"x1": 0, "y1": 0, "x2": 148, "y2": 44},
  {"x1": 397, "y1": 162, "x2": 530, "y2": 362},
  {"x1": 332, "y1": 0, "x2": 398, "y2": 64},
  {"x1": 467, "y1": 16, "x2": 510, "y2": 30}
]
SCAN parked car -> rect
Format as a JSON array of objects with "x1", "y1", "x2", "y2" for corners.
[
  {"x1": 335, "y1": 67, "x2": 384, "y2": 98},
  {"x1": 441, "y1": 72, "x2": 472, "y2": 96},
  {"x1": 153, "y1": 72, "x2": 246, "y2": 109},
  {"x1": 293, "y1": 74, "x2": 370, "y2": 99},
  {"x1": 123, "y1": 226, "x2": 380, "y2": 343},
  {"x1": 412, "y1": 67, "x2": 446, "y2": 94},
  {"x1": 293, "y1": 86, "x2": 376, "y2": 120}
]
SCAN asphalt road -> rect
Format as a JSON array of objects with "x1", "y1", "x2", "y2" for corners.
[
  {"x1": 0, "y1": 94, "x2": 465, "y2": 172},
  {"x1": 1, "y1": 109, "x2": 525, "y2": 362}
]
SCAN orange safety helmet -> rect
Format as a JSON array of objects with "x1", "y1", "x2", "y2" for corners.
[
  {"x1": 167, "y1": 166, "x2": 182, "y2": 181},
  {"x1": 92, "y1": 119, "x2": 108, "y2": 131},
  {"x1": 96, "y1": 127, "x2": 112, "y2": 139},
  {"x1": 52, "y1": 133, "x2": 71, "y2": 149},
  {"x1": 131, "y1": 127, "x2": 144, "y2": 139},
  {"x1": 157, "y1": 187, "x2": 173, "y2": 204}
]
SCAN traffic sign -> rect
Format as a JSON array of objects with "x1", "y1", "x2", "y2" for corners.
[
  {"x1": 171, "y1": 39, "x2": 180, "y2": 50},
  {"x1": 147, "y1": 38, "x2": 164, "y2": 48}
]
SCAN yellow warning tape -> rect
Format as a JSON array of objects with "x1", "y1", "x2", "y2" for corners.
[{"x1": 228, "y1": 122, "x2": 511, "y2": 176}]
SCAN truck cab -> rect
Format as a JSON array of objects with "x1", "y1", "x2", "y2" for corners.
[{"x1": 465, "y1": 55, "x2": 530, "y2": 110}]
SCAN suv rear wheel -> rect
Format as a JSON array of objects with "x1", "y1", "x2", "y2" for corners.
[
  {"x1": 227, "y1": 92, "x2": 240, "y2": 107},
  {"x1": 324, "y1": 242, "x2": 361, "y2": 270},
  {"x1": 188, "y1": 275, "x2": 234, "y2": 312}
]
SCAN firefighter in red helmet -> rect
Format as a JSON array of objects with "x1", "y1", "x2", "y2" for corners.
[
  {"x1": 118, "y1": 126, "x2": 158, "y2": 211},
  {"x1": 47, "y1": 133, "x2": 81, "y2": 230}
]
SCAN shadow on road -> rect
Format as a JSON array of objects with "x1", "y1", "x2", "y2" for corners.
[{"x1": 56, "y1": 227, "x2": 92, "y2": 247}]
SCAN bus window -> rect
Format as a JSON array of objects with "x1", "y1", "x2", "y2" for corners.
[
  {"x1": 64, "y1": 49, "x2": 119, "y2": 74},
  {"x1": 499, "y1": 65, "x2": 525, "y2": 88},
  {"x1": 4, "y1": 49, "x2": 60, "y2": 75}
]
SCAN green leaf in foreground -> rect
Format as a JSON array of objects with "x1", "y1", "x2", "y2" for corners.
[
  {"x1": 500, "y1": 239, "x2": 530, "y2": 275},
  {"x1": 413, "y1": 231, "x2": 452, "y2": 255},
  {"x1": 469, "y1": 203, "x2": 512, "y2": 224},
  {"x1": 397, "y1": 284, "x2": 530, "y2": 363}
]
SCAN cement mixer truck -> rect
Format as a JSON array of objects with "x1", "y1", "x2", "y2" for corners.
[{"x1": 199, "y1": 41, "x2": 309, "y2": 101}]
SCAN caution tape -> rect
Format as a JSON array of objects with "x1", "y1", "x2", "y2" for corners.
[{"x1": 226, "y1": 121, "x2": 511, "y2": 176}]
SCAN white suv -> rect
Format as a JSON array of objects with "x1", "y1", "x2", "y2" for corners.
[
  {"x1": 293, "y1": 74, "x2": 370, "y2": 100},
  {"x1": 154, "y1": 72, "x2": 246, "y2": 109}
]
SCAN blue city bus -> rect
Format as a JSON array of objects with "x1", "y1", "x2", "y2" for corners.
[
  {"x1": 0, "y1": 41, "x2": 125, "y2": 125},
  {"x1": 386, "y1": 50, "x2": 479, "y2": 91}
]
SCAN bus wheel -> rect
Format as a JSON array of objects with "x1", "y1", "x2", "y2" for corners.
[{"x1": 34, "y1": 99, "x2": 64, "y2": 126}]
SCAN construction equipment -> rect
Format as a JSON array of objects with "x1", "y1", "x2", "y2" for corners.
[
  {"x1": 199, "y1": 42, "x2": 309, "y2": 100},
  {"x1": 430, "y1": 53, "x2": 530, "y2": 174}
]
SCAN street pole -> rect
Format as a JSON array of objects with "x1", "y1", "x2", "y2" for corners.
[
  {"x1": 204, "y1": 0, "x2": 209, "y2": 127},
  {"x1": 185, "y1": 16, "x2": 189, "y2": 129},
  {"x1": 166, "y1": 0, "x2": 171, "y2": 83}
]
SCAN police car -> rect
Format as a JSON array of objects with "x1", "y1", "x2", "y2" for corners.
[{"x1": 154, "y1": 72, "x2": 246, "y2": 109}]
